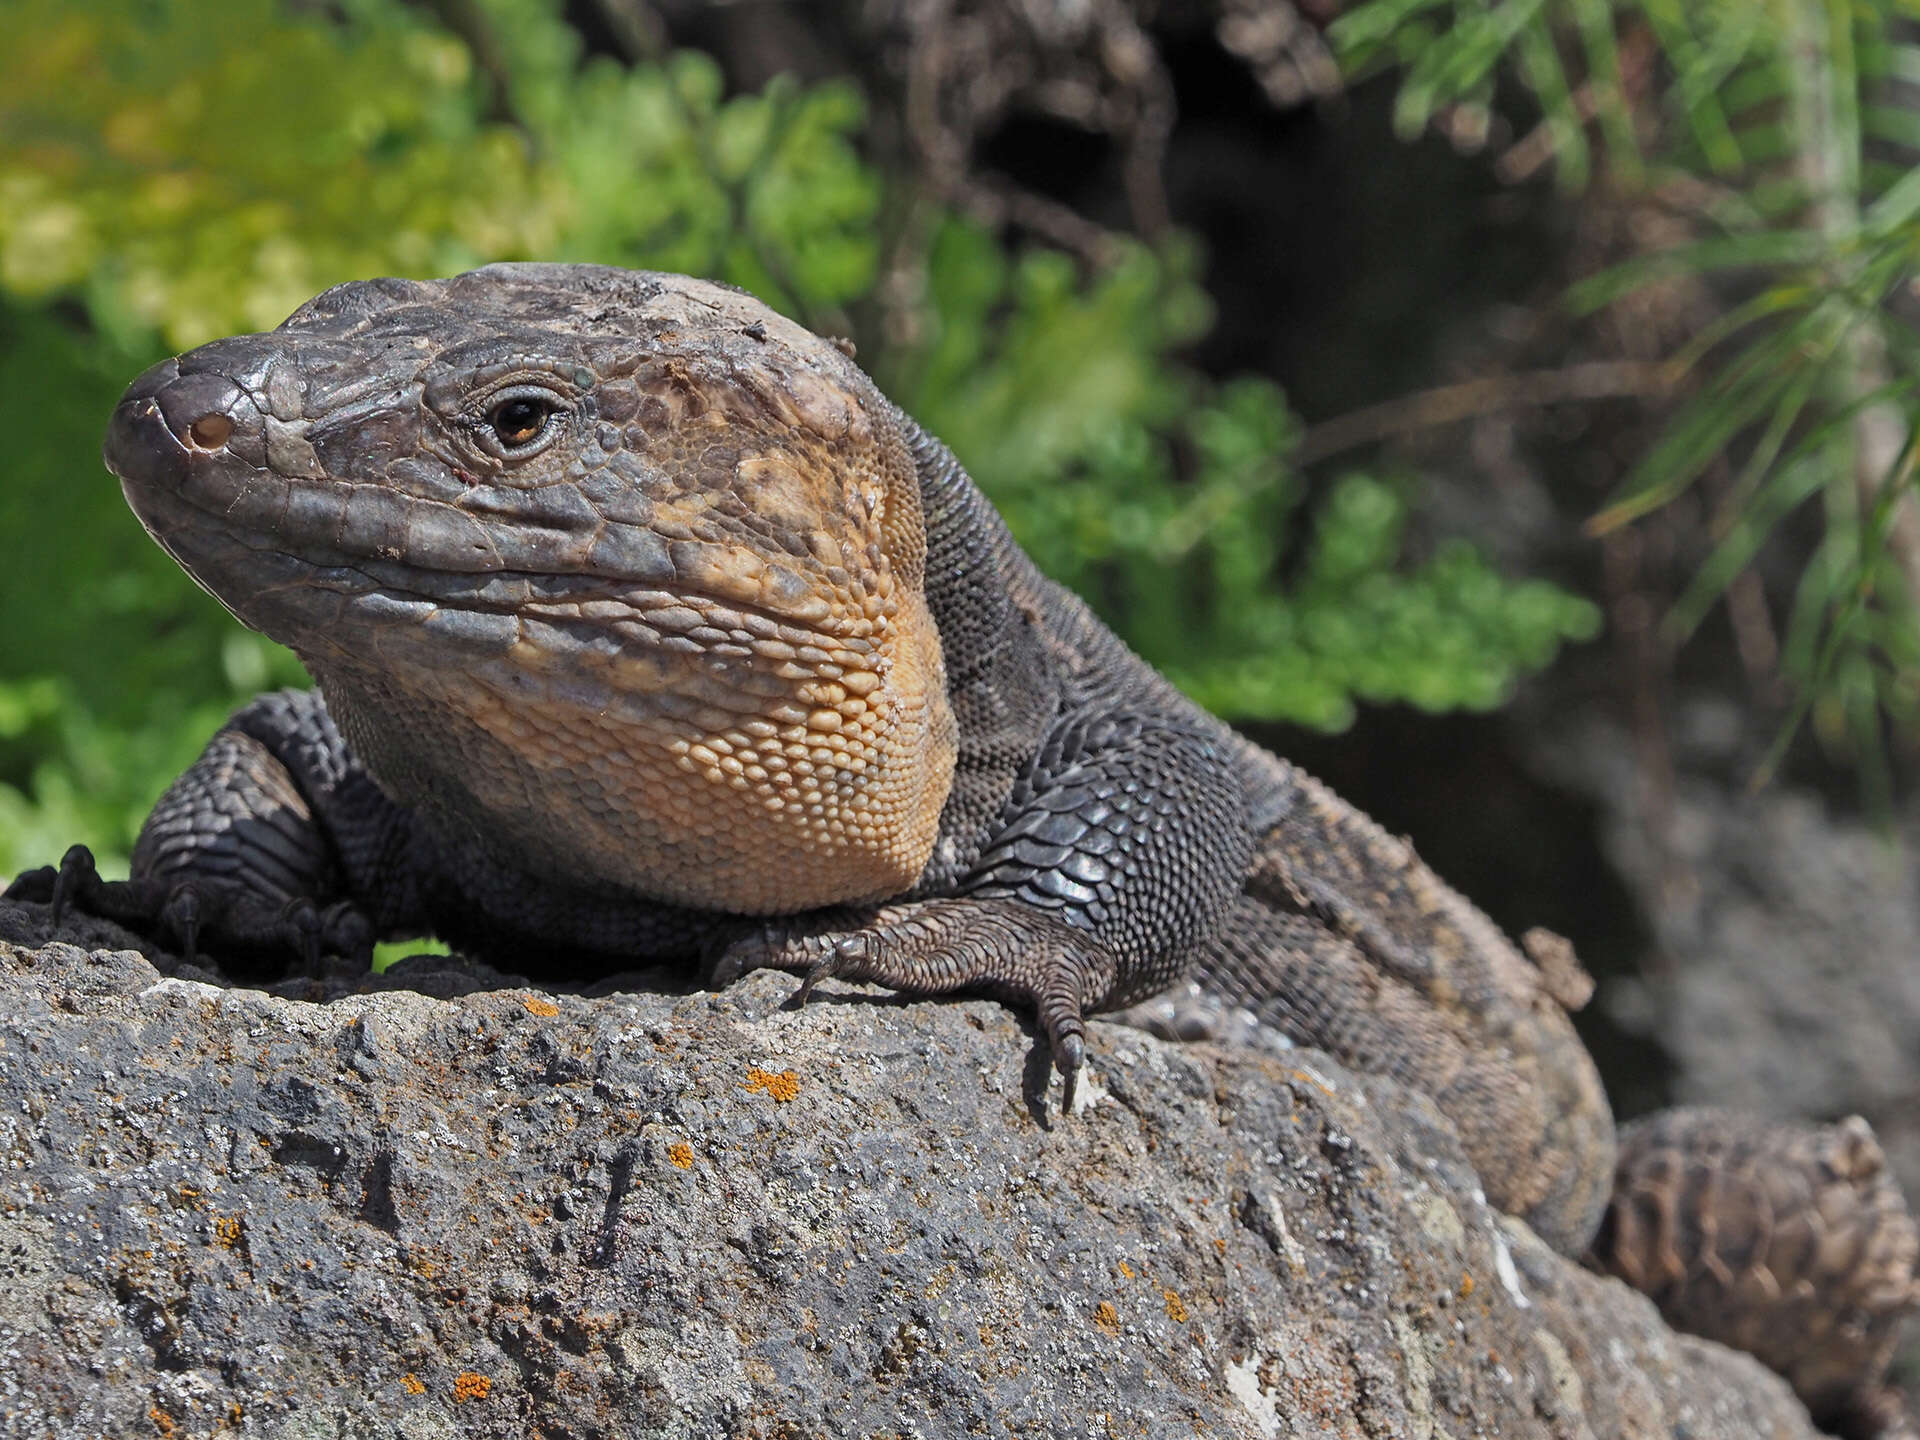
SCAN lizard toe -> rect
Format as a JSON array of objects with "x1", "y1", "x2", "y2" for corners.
[
  {"x1": 708, "y1": 922, "x2": 797, "y2": 989},
  {"x1": 321, "y1": 901, "x2": 374, "y2": 972},
  {"x1": 279, "y1": 899, "x2": 325, "y2": 977},
  {"x1": 51, "y1": 844, "x2": 103, "y2": 925},
  {"x1": 1053, "y1": 1030, "x2": 1086, "y2": 1112},
  {"x1": 793, "y1": 934, "x2": 873, "y2": 1006},
  {"x1": 160, "y1": 884, "x2": 204, "y2": 963},
  {"x1": 4, "y1": 863, "x2": 57, "y2": 905}
]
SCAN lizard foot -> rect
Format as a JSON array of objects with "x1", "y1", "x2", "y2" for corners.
[
  {"x1": 711, "y1": 897, "x2": 1115, "y2": 1110},
  {"x1": 7, "y1": 843, "x2": 374, "y2": 978}
]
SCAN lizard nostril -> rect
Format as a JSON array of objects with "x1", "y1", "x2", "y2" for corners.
[
  {"x1": 148, "y1": 369, "x2": 250, "y2": 455},
  {"x1": 187, "y1": 414, "x2": 234, "y2": 449}
]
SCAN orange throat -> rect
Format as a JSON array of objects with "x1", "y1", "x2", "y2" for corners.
[{"x1": 394, "y1": 586, "x2": 958, "y2": 915}]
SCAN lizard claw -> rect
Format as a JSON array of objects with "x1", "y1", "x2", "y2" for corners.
[
  {"x1": 793, "y1": 934, "x2": 873, "y2": 1006},
  {"x1": 323, "y1": 901, "x2": 375, "y2": 973},
  {"x1": 161, "y1": 885, "x2": 204, "y2": 964},
  {"x1": 280, "y1": 899, "x2": 325, "y2": 977},
  {"x1": 711, "y1": 926, "x2": 873, "y2": 1010},
  {"x1": 1054, "y1": 1031, "x2": 1085, "y2": 1112},
  {"x1": 708, "y1": 922, "x2": 790, "y2": 990},
  {"x1": 50, "y1": 844, "x2": 103, "y2": 926}
]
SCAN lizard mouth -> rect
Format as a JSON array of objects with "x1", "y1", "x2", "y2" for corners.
[{"x1": 105, "y1": 355, "x2": 880, "y2": 659}]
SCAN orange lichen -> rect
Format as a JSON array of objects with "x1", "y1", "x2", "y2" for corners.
[
  {"x1": 1162, "y1": 1288, "x2": 1188, "y2": 1323},
  {"x1": 1117, "y1": 1260, "x2": 1135, "y2": 1279},
  {"x1": 668, "y1": 1142, "x2": 695, "y2": 1169},
  {"x1": 149, "y1": 1406, "x2": 177, "y2": 1437},
  {"x1": 1092, "y1": 1302, "x2": 1121, "y2": 1337},
  {"x1": 401, "y1": 1374, "x2": 427, "y2": 1396},
  {"x1": 1289, "y1": 1068, "x2": 1336, "y2": 1097},
  {"x1": 743, "y1": 1067, "x2": 801, "y2": 1102},
  {"x1": 212, "y1": 1214, "x2": 243, "y2": 1249},
  {"x1": 452, "y1": 1372, "x2": 492, "y2": 1402},
  {"x1": 1458, "y1": 1271, "x2": 1475, "y2": 1299},
  {"x1": 522, "y1": 996, "x2": 560, "y2": 1018}
]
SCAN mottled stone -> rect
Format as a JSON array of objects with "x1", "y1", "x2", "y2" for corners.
[{"x1": 0, "y1": 917, "x2": 1816, "y2": 1439}]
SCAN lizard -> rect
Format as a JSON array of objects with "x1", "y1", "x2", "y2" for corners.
[{"x1": 8, "y1": 263, "x2": 1914, "y2": 1435}]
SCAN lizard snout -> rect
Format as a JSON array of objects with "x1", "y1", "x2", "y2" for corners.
[{"x1": 104, "y1": 355, "x2": 265, "y2": 494}]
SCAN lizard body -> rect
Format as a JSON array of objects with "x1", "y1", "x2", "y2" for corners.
[{"x1": 12, "y1": 265, "x2": 1914, "y2": 1430}]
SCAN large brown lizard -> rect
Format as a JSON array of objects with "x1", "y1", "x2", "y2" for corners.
[{"x1": 10, "y1": 264, "x2": 1915, "y2": 1435}]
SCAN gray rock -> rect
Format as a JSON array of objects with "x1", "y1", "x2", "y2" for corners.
[
  {"x1": 0, "y1": 915, "x2": 1816, "y2": 1439},
  {"x1": 1542, "y1": 715, "x2": 1920, "y2": 1198}
]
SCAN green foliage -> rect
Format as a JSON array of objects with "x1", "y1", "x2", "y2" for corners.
[
  {"x1": 1335, "y1": 0, "x2": 1920, "y2": 787},
  {"x1": 1334, "y1": 0, "x2": 1645, "y2": 191},
  {"x1": 0, "y1": 0, "x2": 1595, "y2": 874},
  {"x1": 892, "y1": 220, "x2": 1599, "y2": 730},
  {"x1": 0, "y1": 0, "x2": 877, "y2": 346},
  {"x1": 3, "y1": 0, "x2": 537, "y2": 347}
]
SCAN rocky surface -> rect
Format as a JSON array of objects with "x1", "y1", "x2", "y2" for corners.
[
  {"x1": 0, "y1": 902, "x2": 1820, "y2": 1440},
  {"x1": 1542, "y1": 713, "x2": 1920, "y2": 1396},
  {"x1": 1541, "y1": 712, "x2": 1920, "y2": 1201}
]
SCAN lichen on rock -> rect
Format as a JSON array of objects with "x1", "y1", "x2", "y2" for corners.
[{"x1": 0, "y1": 910, "x2": 1818, "y2": 1438}]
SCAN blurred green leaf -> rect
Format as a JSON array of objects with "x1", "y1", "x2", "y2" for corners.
[{"x1": 1338, "y1": 0, "x2": 1920, "y2": 789}]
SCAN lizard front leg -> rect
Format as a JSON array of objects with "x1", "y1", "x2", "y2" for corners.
[
  {"x1": 7, "y1": 688, "x2": 415, "y2": 973},
  {"x1": 714, "y1": 709, "x2": 1253, "y2": 1105}
]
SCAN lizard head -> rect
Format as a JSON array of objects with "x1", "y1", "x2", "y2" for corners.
[{"x1": 103, "y1": 264, "x2": 957, "y2": 914}]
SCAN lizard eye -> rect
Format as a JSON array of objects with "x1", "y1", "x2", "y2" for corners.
[{"x1": 486, "y1": 393, "x2": 560, "y2": 450}]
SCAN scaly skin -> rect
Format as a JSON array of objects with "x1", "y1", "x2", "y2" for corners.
[
  {"x1": 1587, "y1": 1108, "x2": 1920, "y2": 1440},
  {"x1": 9, "y1": 265, "x2": 1916, "y2": 1431}
]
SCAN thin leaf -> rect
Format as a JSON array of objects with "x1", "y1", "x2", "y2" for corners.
[
  {"x1": 1666, "y1": 283, "x2": 1825, "y2": 375},
  {"x1": 1770, "y1": 375, "x2": 1920, "y2": 478},
  {"x1": 1590, "y1": 353, "x2": 1804, "y2": 532},
  {"x1": 1719, "y1": 59, "x2": 1791, "y2": 121},
  {"x1": 1566, "y1": 232, "x2": 1827, "y2": 313},
  {"x1": 1765, "y1": 421, "x2": 1920, "y2": 787},
  {"x1": 1663, "y1": 448, "x2": 1825, "y2": 645},
  {"x1": 1883, "y1": 38, "x2": 1920, "y2": 85},
  {"x1": 1571, "y1": 0, "x2": 1641, "y2": 183},
  {"x1": 1327, "y1": 0, "x2": 1453, "y2": 58},
  {"x1": 1514, "y1": 15, "x2": 1589, "y2": 188},
  {"x1": 1757, "y1": 538, "x2": 1850, "y2": 787},
  {"x1": 1394, "y1": 0, "x2": 1553, "y2": 138},
  {"x1": 1864, "y1": 152, "x2": 1920, "y2": 233},
  {"x1": 1637, "y1": 0, "x2": 1743, "y2": 171}
]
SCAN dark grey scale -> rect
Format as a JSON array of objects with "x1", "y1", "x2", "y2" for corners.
[
  {"x1": 899, "y1": 414, "x2": 1065, "y2": 892},
  {"x1": 131, "y1": 731, "x2": 327, "y2": 902}
]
